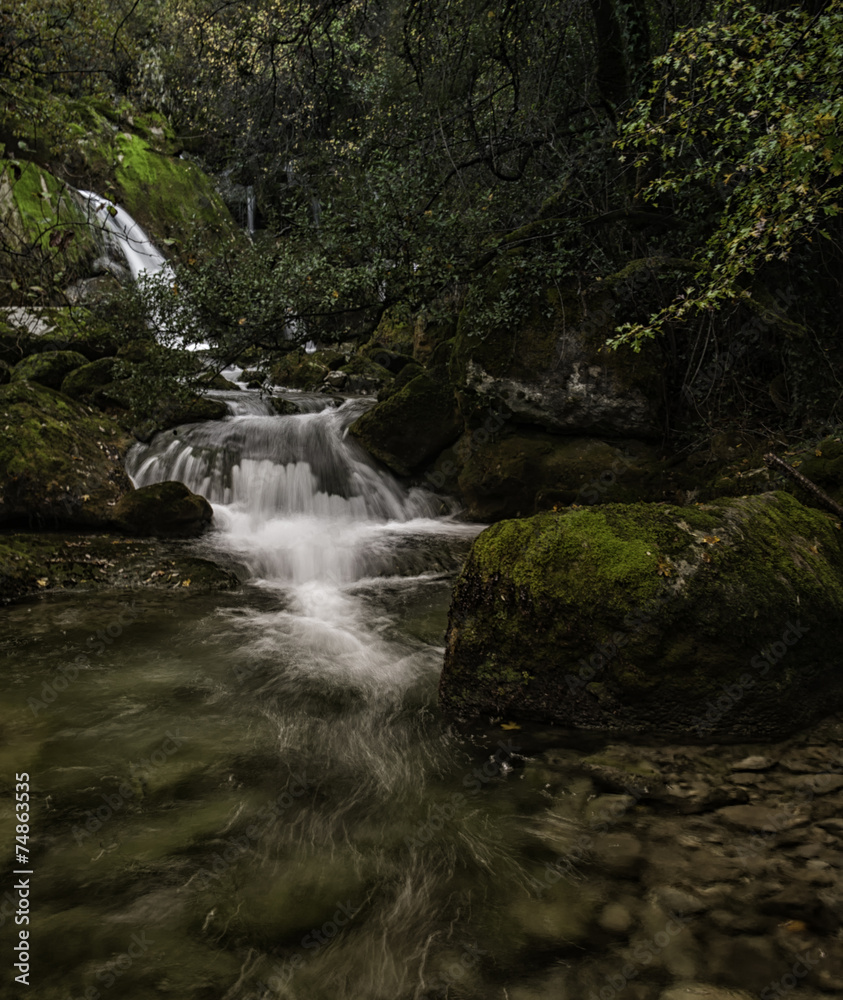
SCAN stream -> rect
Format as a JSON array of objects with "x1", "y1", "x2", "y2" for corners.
[{"x1": 1, "y1": 386, "x2": 842, "y2": 1000}]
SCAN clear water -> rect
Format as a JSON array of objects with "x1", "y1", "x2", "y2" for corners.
[{"x1": 2, "y1": 397, "x2": 833, "y2": 999}]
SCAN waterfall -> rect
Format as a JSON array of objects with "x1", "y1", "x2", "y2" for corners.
[
  {"x1": 127, "y1": 396, "x2": 477, "y2": 587},
  {"x1": 126, "y1": 395, "x2": 478, "y2": 691},
  {"x1": 77, "y1": 189, "x2": 210, "y2": 350},
  {"x1": 77, "y1": 190, "x2": 173, "y2": 283},
  {"x1": 246, "y1": 185, "x2": 256, "y2": 235}
]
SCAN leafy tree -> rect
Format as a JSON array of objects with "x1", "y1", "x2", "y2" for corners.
[{"x1": 613, "y1": 0, "x2": 843, "y2": 349}]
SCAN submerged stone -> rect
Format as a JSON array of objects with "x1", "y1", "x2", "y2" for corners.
[{"x1": 439, "y1": 492, "x2": 843, "y2": 739}]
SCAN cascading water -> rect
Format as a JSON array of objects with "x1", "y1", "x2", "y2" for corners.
[
  {"x1": 77, "y1": 190, "x2": 172, "y2": 283},
  {"x1": 77, "y1": 189, "x2": 211, "y2": 349},
  {"x1": 127, "y1": 392, "x2": 481, "y2": 693}
]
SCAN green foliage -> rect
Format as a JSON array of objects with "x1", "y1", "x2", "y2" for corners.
[{"x1": 614, "y1": 1, "x2": 843, "y2": 349}]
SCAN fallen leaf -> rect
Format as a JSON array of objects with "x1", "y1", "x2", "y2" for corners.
[
  {"x1": 702, "y1": 535, "x2": 720, "y2": 544},
  {"x1": 501, "y1": 722, "x2": 521, "y2": 730},
  {"x1": 815, "y1": 449, "x2": 822, "y2": 457},
  {"x1": 181, "y1": 579, "x2": 191, "y2": 587},
  {"x1": 780, "y1": 919, "x2": 806, "y2": 933},
  {"x1": 36, "y1": 578, "x2": 48, "y2": 587}
]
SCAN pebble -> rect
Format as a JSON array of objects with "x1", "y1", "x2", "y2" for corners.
[{"x1": 729, "y1": 756, "x2": 775, "y2": 771}]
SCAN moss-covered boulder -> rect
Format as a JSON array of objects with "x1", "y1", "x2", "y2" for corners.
[
  {"x1": 112, "y1": 481, "x2": 213, "y2": 538},
  {"x1": 11, "y1": 350, "x2": 89, "y2": 390},
  {"x1": 451, "y1": 431, "x2": 662, "y2": 520},
  {"x1": 359, "y1": 344, "x2": 416, "y2": 375},
  {"x1": 60, "y1": 357, "x2": 122, "y2": 400},
  {"x1": 0, "y1": 381, "x2": 131, "y2": 528},
  {"x1": 269, "y1": 352, "x2": 335, "y2": 390},
  {"x1": 440, "y1": 492, "x2": 843, "y2": 738},
  {"x1": 451, "y1": 260, "x2": 682, "y2": 439},
  {"x1": 349, "y1": 367, "x2": 463, "y2": 476},
  {"x1": 338, "y1": 355, "x2": 393, "y2": 394},
  {"x1": 0, "y1": 532, "x2": 238, "y2": 603}
]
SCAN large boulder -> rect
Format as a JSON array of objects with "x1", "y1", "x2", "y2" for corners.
[
  {"x1": 11, "y1": 350, "x2": 89, "y2": 390},
  {"x1": 450, "y1": 259, "x2": 682, "y2": 439},
  {"x1": 448, "y1": 430, "x2": 662, "y2": 520},
  {"x1": 440, "y1": 492, "x2": 843, "y2": 739},
  {"x1": 60, "y1": 356, "x2": 125, "y2": 403},
  {"x1": 349, "y1": 366, "x2": 463, "y2": 476},
  {"x1": 112, "y1": 481, "x2": 213, "y2": 538},
  {"x1": 0, "y1": 381, "x2": 132, "y2": 528}
]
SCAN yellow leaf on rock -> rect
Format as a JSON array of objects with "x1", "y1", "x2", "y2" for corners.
[
  {"x1": 501, "y1": 722, "x2": 521, "y2": 730},
  {"x1": 36, "y1": 578, "x2": 48, "y2": 587},
  {"x1": 181, "y1": 579, "x2": 191, "y2": 587}
]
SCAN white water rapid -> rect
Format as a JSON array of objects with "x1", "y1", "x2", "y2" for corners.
[{"x1": 127, "y1": 390, "x2": 481, "y2": 693}]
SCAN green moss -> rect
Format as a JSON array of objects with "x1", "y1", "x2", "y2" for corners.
[
  {"x1": 441, "y1": 491, "x2": 843, "y2": 738},
  {"x1": 1, "y1": 160, "x2": 90, "y2": 251},
  {"x1": 0, "y1": 380, "x2": 132, "y2": 528},
  {"x1": 367, "y1": 307, "x2": 415, "y2": 356},
  {"x1": 349, "y1": 366, "x2": 462, "y2": 475},
  {"x1": 269, "y1": 353, "x2": 330, "y2": 390},
  {"x1": 11, "y1": 350, "x2": 88, "y2": 390},
  {"x1": 60, "y1": 357, "x2": 122, "y2": 400},
  {"x1": 112, "y1": 133, "x2": 234, "y2": 245}
]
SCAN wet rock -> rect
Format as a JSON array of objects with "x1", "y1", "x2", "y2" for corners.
[
  {"x1": 779, "y1": 746, "x2": 843, "y2": 773},
  {"x1": 658, "y1": 984, "x2": 755, "y2": 1000},
  {"x1": 0, "y1": 532, "x2": 239, "y2": 602},
  {"x1": 112, "y1": 482, "x2": 213, "y2": 538},
  {"x1": 592, "y1": 832, "x2": 644, "y2": 876},
  {"x1": 349, "y1": 366, "x2": 462, "y2": 476},
  {"x1": 584, "y1": 794, "x2": 637, "y2": 826},
  {"x1": 11, "y1": 350, "x2": 89, "y2": 390},
  {"x1": 708, "y1": 908, "x2": 773, "y2": 935},
  {"x1": 440, "y1": 492, "x2": 843, "y2": 738},
  {"x1": 508, "y1": 879, "x2": 599, "y2": 948},
  {"x1": 703, "y1": 935, "x2": 783, "y2": 992},
  {"x1": 269, "y1": 351, "x2": 333, "y2": 390},
  {"x1": 0, "y1": 380, "x2": 132, "y2": 529},
  {"x1": 338, "y1": 355, "x2": 393, "y2": 394},
  {"x1": 758, "y1": 884, "x2": 840, "y2": 933},
  {"x1": 198, "y1": 371, "x2": 240, "y2": 391},
  {"x1": 817, "y1": 817, "x2": 843, "y2": 835},
  {"x1": 451, "y1": 261, "x2": 671, "y2": 438},
  {"x1": 270, "y1": 397, "x2": 303, "y2": 416},
  {"x1": 60, "y1": 356, "x2": 128, "y2": 407},
  {"x1": 655, "y1": 887, "x2": 707, "y2": 916},
  {"x1": 132, "y1": 394, "x2": 229, "y2": 441},
  {"x1": 782, "y1": 773, "x2": 843, "y2": 796},
  {"x1": 730, "y1": 756, "x2": 775, "y2": 771},
  {"x1": 716, "y1": 804, "x2": 812, "y2": 833},
  {"x1": 599, "y1": 902, "x2": 634, "y2": 934},
  {"x1": 323, "y1": 370, "x2": 348, "y2": 390},
  {"x1": 453, "y1": 430, "x2": 662, "y2": 522}
]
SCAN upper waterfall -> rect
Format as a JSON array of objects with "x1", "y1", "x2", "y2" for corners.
[{"x1": 77, "y1": 190, "x2": 172, "y2": 283}]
